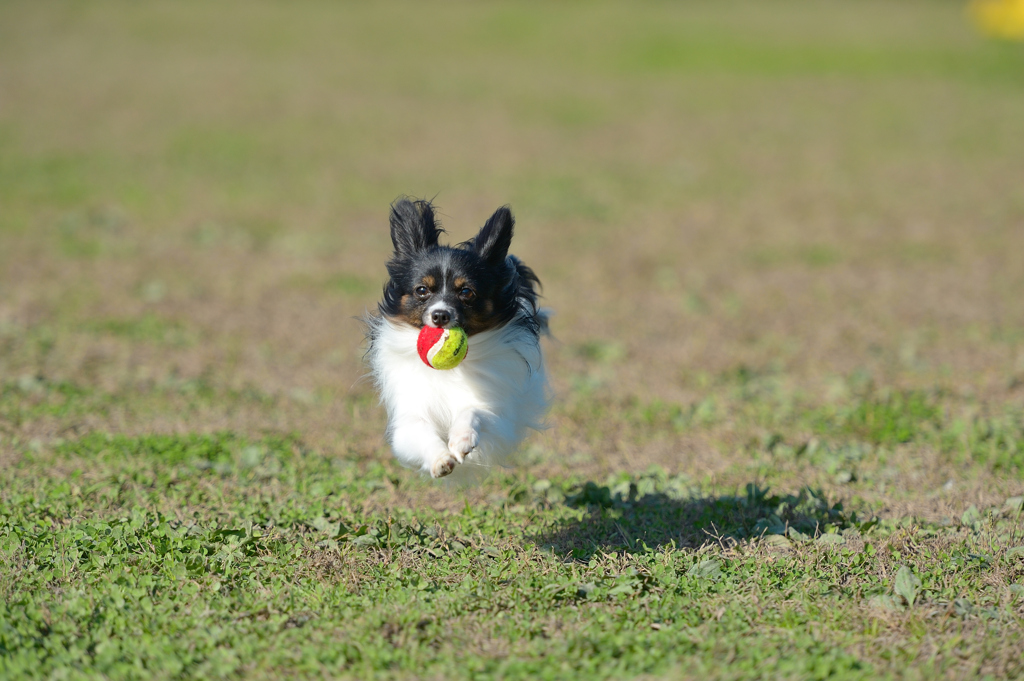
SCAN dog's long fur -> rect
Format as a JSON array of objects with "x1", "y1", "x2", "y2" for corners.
[{"x1": 365, "y1": 198, "x2": 549, "y2": 480}]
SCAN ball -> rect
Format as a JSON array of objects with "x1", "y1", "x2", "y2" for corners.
[{"x1": 417, "y1": 326, "x2": 468, "y2": 370}]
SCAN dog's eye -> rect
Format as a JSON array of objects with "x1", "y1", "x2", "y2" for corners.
[
  {"x1": 414, "y1": 285, "x2": 430, "y2": 299},
  {"x1": 459, "y1": 287, "x2": 476, "y2": 302}
]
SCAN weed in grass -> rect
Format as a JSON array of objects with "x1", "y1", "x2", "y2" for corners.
[
  {"x1": 812, "y1": 389, "x2": 941, "y2": 446},
  {"x1": 942, "y1": 411, "x2": 1024, "y2": 476}
]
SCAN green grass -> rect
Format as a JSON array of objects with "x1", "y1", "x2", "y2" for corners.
[
  {"x1": 2, "y1": 432, "x2": 1022, "y2": 680},
  {"x1": 1, "y1": 379, "x2": 1023, "y2": 679},
  {"x1": 2, "y1": 0, "x2": 1024, "y2": 678}
]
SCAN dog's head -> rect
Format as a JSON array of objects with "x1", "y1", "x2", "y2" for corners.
[{"x1": 379, "y1": 198, "x2": 533, "y2": 336}]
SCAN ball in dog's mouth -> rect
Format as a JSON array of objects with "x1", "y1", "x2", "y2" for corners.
[{"x1": 417, "y1": 326, "x2": 468, "y2": 370}]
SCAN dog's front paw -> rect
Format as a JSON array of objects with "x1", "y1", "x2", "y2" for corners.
[
  {"x1": 448, "y1": 427, "x2": 478, "y2": 463},
  {"x1": 430, "y1": 452, "x2": 459, "y2": 479}
]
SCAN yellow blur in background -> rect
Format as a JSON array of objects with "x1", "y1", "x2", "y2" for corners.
[{"x1": 971, "y1": 0, "x2": 1024, "y2": 39}]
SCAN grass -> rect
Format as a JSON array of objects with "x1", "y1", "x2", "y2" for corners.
[
  {"x1": 3, "y1": 429, "x2": 1022, "y2": 680},
  {"x1": 2, "y1": 0, "x2": 1024, "y2": 679}
]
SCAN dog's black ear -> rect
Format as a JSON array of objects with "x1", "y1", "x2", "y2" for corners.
[
  {"x1": 390, "y1": 198, "x2": 443, "y2": 256},
  {"x1": 473, "y1": 206, "x2": 514, "y2": 265}
]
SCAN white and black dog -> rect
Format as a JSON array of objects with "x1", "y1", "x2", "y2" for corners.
[{"x1": 365, "y1": 198, "x2": 549, "y2": 479}]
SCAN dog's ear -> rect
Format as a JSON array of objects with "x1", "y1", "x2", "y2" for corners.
[
  {"x1": 473, "y1": 206, "x2": 514, "y2": 265},
  {"x1": 390, "y1": 198, "x2": 442, "y2": 256}
]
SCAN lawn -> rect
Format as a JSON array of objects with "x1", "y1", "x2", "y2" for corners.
[{"x1": 1, "y1": 1, "x2": 1023, "y2": 679}]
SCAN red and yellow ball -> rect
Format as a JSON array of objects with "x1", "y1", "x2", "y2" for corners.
[{"x1": 417, "y1": 326, "x2": 468, "y2": 370}]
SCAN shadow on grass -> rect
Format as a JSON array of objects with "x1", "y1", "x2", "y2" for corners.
[{"x1": 533, "y1": 481, "x2": 863, "y2": 560}]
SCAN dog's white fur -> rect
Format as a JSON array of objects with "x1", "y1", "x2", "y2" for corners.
[{"x1": 366, "y1": 312, "x2": 548, "y2": 479}]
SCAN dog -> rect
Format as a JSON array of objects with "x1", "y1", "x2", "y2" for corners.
[{"x1": 365, "y1": 198, "x2": 549, "y2": 479}]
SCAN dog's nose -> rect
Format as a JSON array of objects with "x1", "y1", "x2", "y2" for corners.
[{"x1": 431, "y1": 309, "x2": 451, "y2": 327}]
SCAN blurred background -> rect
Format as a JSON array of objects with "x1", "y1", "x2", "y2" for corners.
[{"x1": 1, "y1": 0, "x2": 1023, "y2": 488}]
